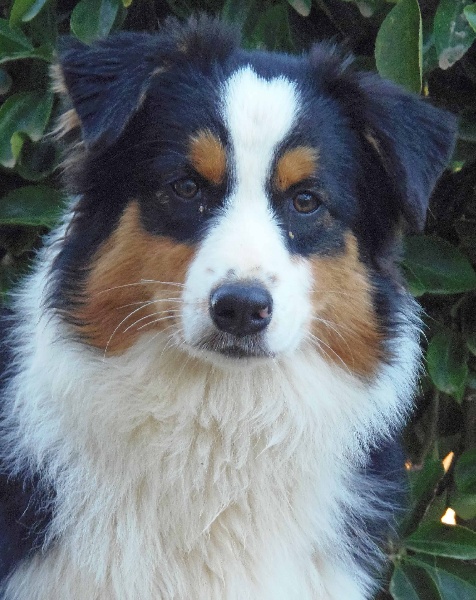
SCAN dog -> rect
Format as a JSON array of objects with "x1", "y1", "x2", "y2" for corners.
[{"x1": 0, "y1": 16, "x2": 456, "y2": 600}]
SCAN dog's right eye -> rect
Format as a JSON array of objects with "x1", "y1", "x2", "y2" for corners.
[{"x1": 172, "y1": 178, "x2": 200, "y2": 200}]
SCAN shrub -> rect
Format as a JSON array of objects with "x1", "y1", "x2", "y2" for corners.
[{"x1": 0, "y1": 1, "x2": 475, "y2": 597}]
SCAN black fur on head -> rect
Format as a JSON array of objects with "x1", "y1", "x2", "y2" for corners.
[
  {"x1": 49, "y1": 18, "x2": 457, "y2": 319},
  {"x1": 56, "y1": 16, "x2": 240, "y2": 150},
  {"x1": 309, "y1": 44, "x2": 457, "y2": 232}
]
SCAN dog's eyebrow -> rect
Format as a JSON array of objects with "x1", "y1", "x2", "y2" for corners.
[
  {"x1": 275, "y1": 146, "x2": 319, "y2": 191},
  {"x1": 188, "y1": 130, "x2": 226, "y2": 185}
]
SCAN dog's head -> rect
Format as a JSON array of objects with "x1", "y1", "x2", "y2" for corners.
[{"x1": 51, "y1": 17, "x2": 456, "y2": 377}]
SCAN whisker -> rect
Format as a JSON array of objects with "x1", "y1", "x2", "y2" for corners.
[
  {"x1": 97, "y1": 280, "x2": 185, "y2": 296},
  {"x1": 306, "y1": 332, "x2": 352, "y2": 376},
  {"x1": 103, "y1": 303, "x2": 159, "y2": 358},
  {"x1": 136, "y1": 315, "x2": 178, "y2": 331},
  {"x1": 122, "y1": 310, "x2": 181, "y2": 333}
]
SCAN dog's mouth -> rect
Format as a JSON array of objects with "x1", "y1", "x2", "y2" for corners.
[{"x1": 194, "y1": 331, "x2": 274, "y2": 359}]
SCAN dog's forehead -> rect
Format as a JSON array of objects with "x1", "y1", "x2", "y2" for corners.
[{"x1": 220, "y1": 66, "x2": 299, "y2": 193}]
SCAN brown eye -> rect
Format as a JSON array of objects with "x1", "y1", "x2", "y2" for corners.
[
  {"x1": 292, "y1": 192, "x2": 320, "y2": 214},
  {"x1": 172, "y1": 178, "x2": 200, "y2": 200}
]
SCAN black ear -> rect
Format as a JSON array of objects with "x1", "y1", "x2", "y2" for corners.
[
  {"x1": 54, "y1": 33, "x2": 174, "y2": 149},
  {"x1": 310, "y1": 45, "x2": 457, "y2": 232},
  {"x1": 357, "y1": 75, "x2": 457, "y2": 231}
]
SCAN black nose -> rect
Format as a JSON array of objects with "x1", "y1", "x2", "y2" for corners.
[{"x1": 209, "y1": 283, "x2": 273, "y2": 337}]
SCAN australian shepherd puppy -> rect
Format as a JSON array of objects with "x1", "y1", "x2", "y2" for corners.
[{"x1": 0, "y1": 16, "x2": 456, "y2": 600}]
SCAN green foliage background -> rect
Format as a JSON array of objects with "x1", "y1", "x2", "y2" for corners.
[{"x1": 0, "y1": 0, "x2": 476, "y2": 597}]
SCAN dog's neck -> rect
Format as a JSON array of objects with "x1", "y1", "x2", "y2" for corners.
[{"x1": 3, "y1": 246, "x2": 420, "y2": 597}]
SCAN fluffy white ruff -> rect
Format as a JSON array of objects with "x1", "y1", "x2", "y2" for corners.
[
  {"x1": 2, "y1": 233, "x2": 420, "y2": 600},
  {"x1": 2, "y1": 69, "x2": 421, "y2": 599}
]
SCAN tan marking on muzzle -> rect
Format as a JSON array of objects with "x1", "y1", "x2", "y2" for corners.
[
  {"x1": 71, "y1": 202, "x2": 195, "y2": 354},
  {"x1": 309, "y1": 234, "x2": 384, "y2": 378}
]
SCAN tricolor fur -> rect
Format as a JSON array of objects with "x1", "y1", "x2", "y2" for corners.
[{"x1": 0, "y1": 17, "x2": 456, "y2": 600}]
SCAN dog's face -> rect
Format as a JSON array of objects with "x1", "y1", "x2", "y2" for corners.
[{"x1": 52, "y1": 18, "x2": 456, "y2": 377}]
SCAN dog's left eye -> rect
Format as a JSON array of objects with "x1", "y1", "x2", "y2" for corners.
[
  {"x1": 172, "y1": 178, "x2": 200, "y2": 200},
  {"x1": 292, "y1": 192, "x2": 321, "y2": 214}
]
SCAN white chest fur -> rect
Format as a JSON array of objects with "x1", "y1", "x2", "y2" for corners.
[{"x1": 2, "y1": 257, "x2": 419, "y2": 599}]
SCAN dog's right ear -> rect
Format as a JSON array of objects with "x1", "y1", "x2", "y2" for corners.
[{"x1": 52, "y1": 33, "x2": 173, "y2": 150}]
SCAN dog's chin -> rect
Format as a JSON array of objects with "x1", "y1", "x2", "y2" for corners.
[{"x1": 184, "y1": 331, "x2": 275, "y2": 369}]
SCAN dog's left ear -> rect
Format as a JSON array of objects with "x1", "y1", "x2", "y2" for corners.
[
  {"x1": 357, "y1": 75, "x2": 457, "y2": 231},
  {"x1": 53, "y1": 33, "x2": 173, "y2": 149},
  {"x1": 311, "y1": 45, "x2": 457, "y2": 231}
]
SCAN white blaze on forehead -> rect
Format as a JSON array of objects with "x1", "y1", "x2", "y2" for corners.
[
  {"x1": 181, "y1": 67, "x2": 308, "y2": 358},
  {"x1": 222, "y1": 67, "x2": 299, "y2": 197}
]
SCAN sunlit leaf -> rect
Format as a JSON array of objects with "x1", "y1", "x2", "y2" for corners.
[
  {"x1": 455, "y1": 449, "x2": 476, "y2": 495},
  {"x1": 71, "y1": 0, "x2": 121, "y2": 45},
  {"x1": 390, "y1": 563, "x2": 441, "y2": 600},
  {"x1": 406, "y1": 522, "x2": 476, "y2": 559},
  {"x1": 10, "y1": 0, "x2": 50, "y2": 25},
  {"x1": 0, "y1": 91, "x2": 53, "y2": 169},
  {"x1": 427, "y1": 330, "x2": 468, "y2": 401},
  {"x1": 403, "y1": 236, "x2": 476, "y2": 295},
  {"x1": 0, "y1": 186, "x2": 64, "y2": 227},
  {"x1": 464, "y1": 3, "x2": 476, "y2": 32},
  {"x1": 375, "y1": 0, "x2": 422, "y2": 93},
  {"x1": 401, "y1": 459, "x2": 446, "y2": 536},
  {"x1": 287, "y1": 0, "x2": 311, "y2": 17},
  {"x1": 434, "y1": 0, "x2": 476, "y2": 70},
  {"x1": 408, "y1": 556, "x2": 476, "y2": 600}
]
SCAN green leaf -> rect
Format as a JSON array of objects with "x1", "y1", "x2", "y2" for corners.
[
  {"x1": 0, "y1": 68, "x2": 12, "y2": 94},
  {"x1": 459, "y1": 295, "x2": 476, "y2": 355},
  {"x1": 10, "y1": 0, "x2": 50, "y2": 25},
  {"x1": 0, "y1": 186, "x2": 64, "y2": 227},
  {"x1": 375, "y1": 0, "x2": 422, "y2": 93},
  {"x1": 458, "y1": 115, "x2": 476, "y2": 142},
  {"x1": 25, "y1": 4, "x2": 57, "y2": 50},
  {"x1": 455, "y1": 449, "x2": 476, "y2": 495},
  {"x1": 10, "y1": 131, "x2": 26, "y2": 162},
  {"x1": 427, "y1": 330, "x2": 468, "y2": 401},
  {"x1": 402, "y1": 459, "x2": 446, "y2": 536},
  {"x1": 0, "y1": 18, "x2": 33, "y2": 53},
  {"x1": 452, "y1": 491, "x2": 476, "y2": 520},
  {"x1": 390, "y1": 563, "x2": 441, "y2": 600},
  {"x1": 406, "y1": 522, "x2": 476, "y2": 559},
  {"x1": 222, "y1": 0, "x2": 264, "y2": 46},
  {"x1": 465, "y1": 4, "x2": 476, "y2": 31},
  {"x1": 407, "y1": 556, "x2": 476, "y2": 600},
  {"x1": 0, "y1": 19, "x2": 50, "y2": 64},
  {"x1": 247, "y1": 3, "x2": 294, "y2": 52},
  {"x1": 0, "y1": 91, "x2": 53, "y2": 169},
  {"x1": 70, "y1": 0, "x2": 121, "y2": 45},
  {"x1": 434, "y1": 0, "x2": 476, "y2": 70},
  {"x1": 341, "y1": 0, "x2": 387, "y2": 18},
  {"x1": 287, "y1": 0, "x2": 311, "y2": 17},
  {"x1": 403, "y1": 236, "x2": 476, "y2": 295}
]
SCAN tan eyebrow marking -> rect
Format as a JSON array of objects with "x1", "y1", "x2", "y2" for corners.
[
  {"x1": 189, "y1": 129, "x2": 226, "y2": 185},
  {"x1": 275, "y1": 146, "x2": 319, "y2": 191}
]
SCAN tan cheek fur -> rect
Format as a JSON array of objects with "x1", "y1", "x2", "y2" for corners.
[
  {"x1": 309, "y1": 234, "x2": 384, "y2": 378},
  {"x1": 70, "y1": 202, "x2": 195, "y2": 354}
]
